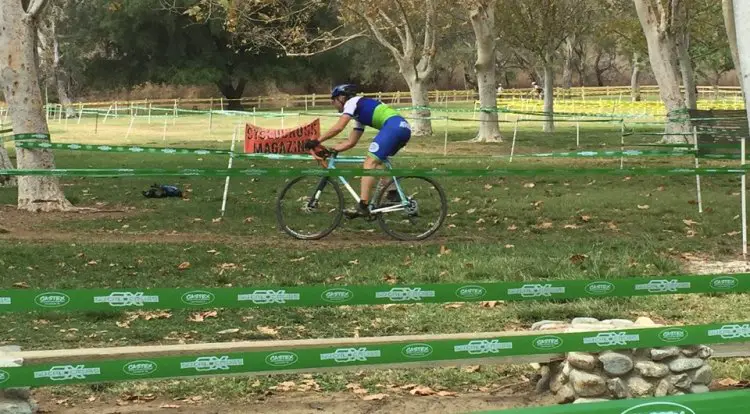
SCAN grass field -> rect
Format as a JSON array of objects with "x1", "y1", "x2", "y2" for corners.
[{"x1": 1, "y1": 110, "x2": 749, "y2": 410}]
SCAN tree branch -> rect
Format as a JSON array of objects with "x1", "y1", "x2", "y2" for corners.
[
  {"x1": 362, "y1": 12, "x2": 404, "y2": 60},
  {"x1": 393, "y1": 0, "x2": 416, "y2": 56},
  {"x1": 26, "y1": 0, "x2": 50, "y2": 17},
  {"x1": 378, "y1": 9, "x2": 407, "y2": 51},
  {"x1": 272, "y1": 32, "x2": 367, "y2": 57}
]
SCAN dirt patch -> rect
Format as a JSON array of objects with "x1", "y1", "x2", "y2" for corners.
[
  {"x1": 0, "y1": 204, "x2": 481, "y2": 249},
  {"x1": 36, "y1": 390, "x2": 554, "y2": 414},
  {"x1": 679, "y1": 251, "x2": 750, "y2": 275}
]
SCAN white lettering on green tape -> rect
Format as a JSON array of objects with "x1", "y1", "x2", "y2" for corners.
[
  {"x1": 454, "y1": 339, "x2": 513, "y2": 355},
  {"x1": 583, "y1": 332, "x2": 640, "y2": 347},
  {"x1": 34, "y1": 365, "x2": 101, "y2": 381},
  {"x1": 93, "y1": 292, "x2": 160, "y2": 307},
  {"x1": 320, "y1": 348, "x2": 381, "y2": 363},
  {"x1": 634, "y1": 280, "x2": 691, "y2": 293},
  {"x1": 375, "y1": 287, "x2": 436, "y2": 302},
  {"x1": 180, "y1": 356, "x2": 244, "y2": 371},
  {"x1": 237, "y1": 290, "x2": 300, "y2": 304}
]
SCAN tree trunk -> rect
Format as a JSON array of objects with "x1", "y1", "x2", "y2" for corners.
[
  {"x1": 676, "y1": 32, "x2": 697, "y2": 110},
  {"x1": 52, "y1": 33, "x2": 75, "y2": 118},
  {"x1": 542, "y1": 60, "x2": 554, "y2": 133},
  {"x1": 0, "y1": 146, "x2": 16, "y2": 188},
  {"x1": 404, "y1": 74, "x2": 433, "y2": 136},
  {"x1": 631, "y1": 52, "x2": 642, "y2": 102},
  {"x1": 633, "y1": 0, "x2": 690, "y2": 143},
  {"x1": 216, "y1": 77, "x2": 246, "y2": 111},
  {"x1": 0, "y1": 1, "x2": 72, "y2": 211},
  {"x1": 562, "y1": 36, "x2": 575, "y2": 90},
  {"x1": 736, "y1": 0, "x2": 750, "y2": 117},
  {"x1": 469, "y1": 2, "x2": 502, "y2": 143},
  {"x1": 723, "y1": 0, "x2": 742, "y2": 85}
]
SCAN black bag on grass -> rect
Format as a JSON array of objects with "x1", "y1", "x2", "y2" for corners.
[{"x1": 142, "y1": 184, "x2": 182, "y2": 198}]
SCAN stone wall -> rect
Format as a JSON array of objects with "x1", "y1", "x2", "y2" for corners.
[{"x1": 533, "y1": 317, "x2": 713, "y2": 404}]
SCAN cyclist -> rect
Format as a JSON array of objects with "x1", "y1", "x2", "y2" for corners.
[{"x1": 304, "y1": 84, "x2": 411, "y2": 218}]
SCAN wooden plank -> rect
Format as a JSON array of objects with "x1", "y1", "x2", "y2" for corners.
[{"x1": 9, "y1": 328, "x2": 750, "y2": 365}]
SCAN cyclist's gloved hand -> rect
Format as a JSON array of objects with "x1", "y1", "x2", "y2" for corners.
[{"x1": 303, "y1": 139, "x2": 320, "y2": 150}]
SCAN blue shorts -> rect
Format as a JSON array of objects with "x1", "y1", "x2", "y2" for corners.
[{"x1": 368, "y1": 117, "x2": 411, "y2": 161}]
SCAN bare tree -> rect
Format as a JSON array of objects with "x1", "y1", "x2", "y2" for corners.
[
  {"x1": 632, "y1": 0, "x2": 690, "y2": 143},
  {"x1": 0, "y1": 0, "x2": 73, "y2": 211},
  {"x1": 497, "y1": 0, "x2": 590, "y2": 132},
  {"x1": 675, "y1": 3, "x2": 696, "y2": 109},
  {"x1": 468, "y1": 0, "x2": 502, "y2": 142},
  {"x1": 38, "y1": 5, "x2": 76, "y2": 119}
]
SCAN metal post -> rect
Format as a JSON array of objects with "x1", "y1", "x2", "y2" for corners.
[
  {"x1": 443, "y1": 116, "x2": 449, "y2": 156},
  {"x1": 209, "y1": 98, "x2": 214, "y2": 135},
  {"x1": 510, "y1": 119, "x2": 519, "y2": 162},
  {"x1": 693, "y1": 127, "x2": 703, "y2": 214}
]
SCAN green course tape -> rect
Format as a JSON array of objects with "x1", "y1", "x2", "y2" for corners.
[
  {"x1": 0, "y1": 274, "x2": 747, "y2": 313},
  {"x1": 0, "y1": 166, "x2": 748, "y2": 178},
  {"x1": 477, "y1": 390, "x2": 750, "y2": 414},
  {"x1": 15, "y1": 141, "x2": 700, "y2": 160},
  {"x1": 13, "y1": 133, "x2": 50, "y2": 141},
  {"x1": 0, "y1": 321, "x2": 748, "y2": 388}
]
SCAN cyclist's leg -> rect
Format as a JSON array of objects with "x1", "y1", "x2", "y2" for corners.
[{"x1": 363, "y1": 119, "x2": 411, "y2": 203}]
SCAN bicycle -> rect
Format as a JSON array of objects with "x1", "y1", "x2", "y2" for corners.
[{"x1": 276, "y1": 146, "x2": 448, "y2": 241}]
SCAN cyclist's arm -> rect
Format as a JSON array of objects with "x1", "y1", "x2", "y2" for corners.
[
  {"x1": 319, "y1": 114, "x2": 352, "y2": 143},
  {"x1": 333, "y1": 128, "x2": 364, "y2": 152}
]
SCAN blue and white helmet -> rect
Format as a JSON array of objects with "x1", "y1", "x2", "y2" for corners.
[{"x1": 331, "y1": 84, "x2": 357, "y2": 100}]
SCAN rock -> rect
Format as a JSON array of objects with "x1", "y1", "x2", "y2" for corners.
[
  {"x1": 607, "y1": 378, "x2": 630, "y2": 399},
  {"x1": 632, "y1": 348, "x2": 652, "y2": 359},
  {"x1": 0, "y1": 401, "x2": 34, "y2": 414},
  {"x1": 532, "y1": 320, "x2": 565, "y2": 331},
  {"x1": 573, "y1": 398, "x2": 611, "y2": 404},
  {"x1": 555, "y1": 383, "x2": 576, "y2": 403},
  {"x1": 697, "y1": 346, "x2": 713, "y2": 359},
  {"x1": 672, "y1": 391, "x2": 686, "y2": 396},
  {"x1": 681, "y1": 346, "x2": 699, "y2": 357},
  {"x1": 561, "y1": 361, "x2": 572, "y2": 377},
  {"x1": 655, "y1": 378, "x2": 673, "y2": 397},
  {"x1": 635, "y1": 361, "x2": 670, "y2": 378},
  {"x1": 689, "y1": 365, "x2": 713, "y2": 385},
  {"x1": 0, "y1": 389, "x2": 30, "y2": 401},
  {"x1": 601, "y1": 319, "x2": 635, "y2": 328},
  {"x1": 669, "y1": 357, "x2": 704, "y2": 373},
  {"x1": 634, "y1": 317, "x2": 658, "y2": 326},
  {"x1": 568, "y1": 352, "x2": 597, "y2": 371},
  {"x1": 599, "y1": 352, "x2": 633, "y2": 376},
  {"x1": 651, "y1": 347, "x2": 681, "y2": 361},
  {"x1": 535, "y1": 365, "x2": 551, "y2": 393},
  {"x1": 690, "y1": 384, "x2": 710, "y2": 394},
  {"x1": 570, "y1": 369, "x2": 607, "y2": 397},
  {"x1": 565, "y1": 324, "x2": 621, "y2": 333},
  {"x1": 571, "y1": 317, "x2": 600, "y2": 325},
  {"x1": 626, "y1": 376, "x2": 655, "y2": 397},
  {"x1": 668, "y1": 374, "x2": 692, "y2": 390},
  {"x1": 550, "y1": 370, "x2": 567, "y2": 393}
]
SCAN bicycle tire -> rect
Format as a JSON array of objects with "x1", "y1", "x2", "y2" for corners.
[
  {"x1": 374, "y1": 176, "x2": 448, "y2": 241},
  {"x1": 276, "y1": 176, "x2": 344, "y2": 240}
]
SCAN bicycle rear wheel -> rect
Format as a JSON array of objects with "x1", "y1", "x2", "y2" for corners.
[
  {"x1": 276, "y1": 176, "x2": 344, "y2": 240},
  {"x1": 374, "y1": 176, "x2": 448, "y2": 241}
]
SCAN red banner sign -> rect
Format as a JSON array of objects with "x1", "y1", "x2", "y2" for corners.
[{"x1": 244, "y1": 119, "x2": 320, "y2": 154}]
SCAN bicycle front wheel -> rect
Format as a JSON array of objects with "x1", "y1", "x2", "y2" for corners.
[
  {"x1": 374, "y1": 176, "x2": 448, "y2": 241},
  {"x1": 276, "y1": 176, "x2": 344, "y2": 240}
]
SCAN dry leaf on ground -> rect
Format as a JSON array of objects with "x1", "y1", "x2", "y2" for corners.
[
  {"x1": 188, "y1": 311, "x2": 217, "y2": 322},
  {"x1": 217, "y1": 328, "x2": 240, "y2": 335},
  {"x1": 409, "y1": 386, "x2": 435, "y2": 396},
  {"x1": 177, "y1": 262, "x2": 191, "y2": 270},
  {"x1": 257, "y1": 326, "x2": 279, "y2": 336},
  {"x1": 637, "y1": 205, "x2": 650, "y2": 210},
  {"x1": 362, "y1": 393, "x2": 388, "y2": 401},
  {"x1": 437, "y1": 391, "x2": 458, "y2": 397}
]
